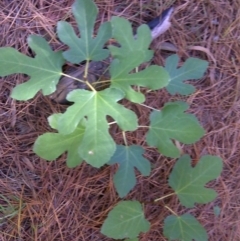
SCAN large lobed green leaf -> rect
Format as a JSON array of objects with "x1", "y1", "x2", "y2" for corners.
[
  {"x1": 146, "y1": 101, "x2": 205, "y2": 158},
  {"x1": 108, "y1": 145, "x2": 151, "y2": 197},
  {"x1": 169, "y1": 154, "x2": 223, "y2": 208},
  {"x1": 165, "y1": 54, "x2": 209, "y2": 95},
  {"x1": 101, "y1": 201, "x2": 150, "y2": 239},
  {"x1": 56, "y1": 88, "x2": 138, "y2": 167},
  {"x1": 57, "y1": 0, "x2": 111, "y2": 64},
  {"x1": 109, "y1": 17, "x2": 170, "y2": 103},
  {"x1": 163, "y1": 214, "x2": 208, "y2": 241},
  {"x1": 33, "y1": 113, "x2": 85, "y2": 168},
  {"x1": 0, "y1": 35, "x2": 65, "y2": 100},
  {"x1": 109, "y1": 16, "x2": 153, "y2": 61}
]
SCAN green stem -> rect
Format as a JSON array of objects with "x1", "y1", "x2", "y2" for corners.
[
  {"x1": 96, "y1": 64, "x2": 111, "y2": 82},
  {"x1": 84, "y1": 59, "x2": 90, "y2": 79},
  {"x1": 138, "y1": 103, "x2": 160, "y2": 111},
  {"x1": 93, "y1": 79, "x2": 111, "y2": 85},
  {"x1": 164, "y1": 205, "x2": 178, "y2": 216},
  {"x1": 154, "y1": 192, "x2": 175, "y2": 202},
  {"x1": 138, "y1": 125, "x2": 149, "y2": 128},
  {"x1": 122, "y1": 131, "x2": 128, "y2": 146},
  {"x1": 85, "y1": 81, "x2": 96, "y2": 92},
  {"x1": 60, "y1": 73, "x2": 85, "y2": 83}
]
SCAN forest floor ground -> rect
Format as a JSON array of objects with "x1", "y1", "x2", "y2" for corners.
[{"x1": 0, "y1": 0, "x2": 240, "y2": 240}]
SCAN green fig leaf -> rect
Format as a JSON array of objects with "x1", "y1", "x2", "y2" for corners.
[
  {"x1": 146, "y1": 101, "x2": 205, "y2": 158},
  {"x1": 109, "y1": 17, "x2": 169, "y2": 103},
  {"x1": 0, "y1": 35, "x2": 65, "y2": 100},
  {"x1": 101, "y1": 201, "x2": 150, "y2": 239},
  {"x1": 169, "y1": 154, "x2": 223, "y2": 208},
  {"x1": 109, "y1": 16, "x2": 153, "y2": 61},
  {"x1": 56, "y1": 88, "x2": 138, "y2": 167},
  {"x1": 165, "y1": 54, "x2": 209, "y2": 95},
  {"x1": 108, "y1": 145, "x2": 151, "y2": 197},
  {"x1": 163, "y1": 214, "x2": 208, "y2": 241},
  {"x1": 33, "y1": 114, "x2": 85, "y2": 168},
  {"x1": 57, "y1": 0, "x2": 111, "y2": 64}
]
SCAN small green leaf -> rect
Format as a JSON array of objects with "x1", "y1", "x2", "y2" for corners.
[
  {"x1": 146, "y1": 101, "x2": 205, "y2": 158},
  {"x1": 101, "y1": 201, "x2": 150, "y2": 239},
  {"x1": 169, "y1": 155, "x2": 223, "y2": 208},
  {"x1": 125, "y1": 239, "x2": 139, "y2": 241},
  {"x1": 0, "y1": 35, "x2": 65, "y2": 100},
  {"x1": 33, "y1": 118, "x2": 85, "y2": 168},
  {"x1": 213, "y1": 206, "x2": 221, "y2": 217},
  {"x1": 165, "y1": 54, "x2": 209, "y2": 95},
  {"x1": 57, "y1": 88, "x2": 138, "y2": 167},
  {"x1": 163, "y1": 214, "x2": 208, "y2": 241},
  {"x1": 108, "y1": 145, "x2": 151, "y2": 197},
  {"x1": 57, "y1": 0, "x2": 111, "y2": 63}
]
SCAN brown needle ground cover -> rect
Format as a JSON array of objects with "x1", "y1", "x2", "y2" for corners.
[{"x1": 0, "y1": 0, "x2": 239, "y2": 240}]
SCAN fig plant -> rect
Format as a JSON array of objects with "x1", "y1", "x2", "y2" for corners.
[{"x1": 0, "y1": 0, "x2": 223, "y2": 240}]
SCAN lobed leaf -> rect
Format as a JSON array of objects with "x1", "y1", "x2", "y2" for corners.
[
  {"x1": 101, "y1": 201, "x2": 150, "y2": 239},
  {"x1": 163, "y1": 214, "x2": 208, "y2": 241},
  {"x1": 165, "y1": 54, "x2": 209, "y2": 95},
  {"x1": 0, "y1": 35, "x2": 65, "y2": 100},
  {"x1": 110, "y1": 16, "x2": 153, "y2": 61},
  {"x1": 146, "y1": 101, "x2": 205, "y2": 158},
  {"x1": 56, "y1": 88, "x2": 138, "y2": 167},
  {"x1": 169, "y1": 154, "x2": 223, "y2": 208},
  {"x1": 108, "y1": 145, "x2": 151, "y2": 197},
  {"x1": 57, "y1": 0, "x2": 111, "y2": 63},
  {"x1": 109, "y1": 17, "x2": 170, "y2": 103},
  {"x1": 33, "y1": 114, "x2": 85, "y2": 168}
]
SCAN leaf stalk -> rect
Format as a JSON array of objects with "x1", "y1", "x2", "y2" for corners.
[
  {"x1": 154, "y1": 192, "x2": 175, "y2": 202},
  {"x1": 164, "y1": 205, "x2": 178, "y2": 216},
  {"x1": 122, "y1": 131, "x2": 128, "y2": 146}
]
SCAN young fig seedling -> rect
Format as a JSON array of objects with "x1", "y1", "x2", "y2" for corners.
[{"x1": 0, "y1": 0, "x2": 222, "y2": 240}]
